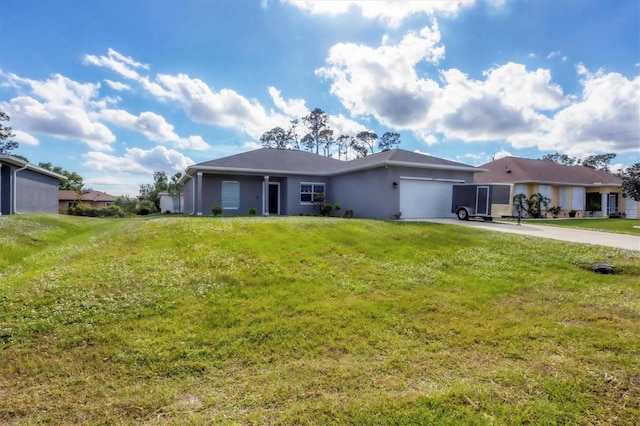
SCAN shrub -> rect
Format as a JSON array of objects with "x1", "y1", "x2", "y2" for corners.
[
  {"x1": 320, "y1": 203, "x2": 332, "y2": 217},
  {"x1": 344, "y1": 209, "x2": 354, "y2": 218},
  {"x1": 248, "y1": 207, "x2": 257, "y2": 215},
  {"x1": 548, "y1": 206, "x2": 562, "y2": 218},
  {"x1": 333, "y1": 203, "x2": 341, "y2": 215},
  {"x1": 211, "y1": 205, "x2": 223, "y2": 216}
]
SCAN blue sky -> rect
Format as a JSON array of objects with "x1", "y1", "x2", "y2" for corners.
[{"x1": 1, "y1": 0, "x2": 638, "y2": 196}]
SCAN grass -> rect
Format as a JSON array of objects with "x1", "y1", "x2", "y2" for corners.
[
  {"x1": 1, "y1": 214, "x2": 639, "y2": 425},
  {"x1": 516, "y1": 217, "x2": 640, "y2": 236}
]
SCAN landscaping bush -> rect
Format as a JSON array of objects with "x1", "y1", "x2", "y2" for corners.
[
  {"x1": 248, "y1": 207, "x2": 257, "y2": 215},
  {"x1": 211, "y1": 205, "x2": 223, "y2": 216}
]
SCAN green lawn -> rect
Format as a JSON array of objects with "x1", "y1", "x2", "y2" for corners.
[
  {"x1": 517, "y1": 217, "x2": 640, "y2": 235},
  {"x1": 1, "y1": 215, "x2": 639, "y2": 425}
]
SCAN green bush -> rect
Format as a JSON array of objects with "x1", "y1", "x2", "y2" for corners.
[
  {"x1": 211, "y1": 205, "x2": 223, "y2": 216},
  {"x1": 344, "y1": 209, "x2": 354, "y2": 218},
  {"x1": 320, "y1": 203, "x2": 332, "y2": 216},
  {"x1": 248, "y1": 207, "x2": 257, "y2": 215}
]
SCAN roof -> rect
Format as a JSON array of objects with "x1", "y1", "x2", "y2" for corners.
[
  {"x1": 59, "y1": 190, "x2": 118, "y2": 202},
  {"x1": 180, "y1": 148, "x2": 480, "y2": 183},
  {"x1": 474, "y1": 156, "x2": 622, "y2": 186},
  {"x1": 0, "y1": 155, "x2": 67, "y2": 181}
]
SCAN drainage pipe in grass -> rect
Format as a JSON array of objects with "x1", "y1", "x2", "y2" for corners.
[{"x1": 13, "y1": 162, "x2": 29, "y2": 214}]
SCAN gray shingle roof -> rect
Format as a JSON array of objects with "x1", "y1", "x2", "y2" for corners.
[
  {"x1": 474, "y1": 156, "x2": 622, "y2": 186},
  {"x1": 185, "y1": 148, "x2": 480, "y2": 178}
]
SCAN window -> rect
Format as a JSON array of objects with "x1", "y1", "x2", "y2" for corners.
[
  {"x1": 558, "y1": 187, "x2": 569, "y2": 209},
  {"x1": 221, "y1": 181, "x2": 240, "y2": 209},
  {"x1": 300, "y1": 182, "x2": 325, "y2": 204}
]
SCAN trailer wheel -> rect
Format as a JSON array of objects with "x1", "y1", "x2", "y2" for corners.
[{"x1": 456, "y1": 208, "x2": 469, "y2": 221}]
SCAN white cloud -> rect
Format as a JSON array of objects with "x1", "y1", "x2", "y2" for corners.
[
  {"x1": 12, "y1": 130, "x2": 39, "y2": 146},
  {"x1": 268, "y1": 86, "x2": 308, "y2": 118},
  {"x1": 283, "y1": 0, "x2": 475, "y2": 27},
  {"x1": 97, "y1": 109, "x2": 210, "y2": 150},
  {"x1": 104, "y1": 80, "x2": 131, "y2": 91},
  {"x1": 4, "y1": 72, "x2": 100, "y2": 107},
  {"x1": 83, "y1": 48, "x2": 149, "y2": 80},
  {"x1": 317, "y1": 23, "x2": 444, "y2": 128},
  {"x1": 3, "y1": 96, "x2": 115, "y2": 151},
  {"x1": 83, "y1": 145, "x2": 193, "y2": 175}
]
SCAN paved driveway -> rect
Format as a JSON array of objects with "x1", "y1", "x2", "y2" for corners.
[{"x1": 412, "y1": 218, "x2": 640, "y2": 251}]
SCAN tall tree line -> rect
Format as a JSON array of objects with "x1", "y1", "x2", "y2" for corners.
[{"x1": 260, "y1": 107, "x2": 401, "y2": 159}]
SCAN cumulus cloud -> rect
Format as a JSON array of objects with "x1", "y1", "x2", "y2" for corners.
[
  {"x1": 97, "y1": 109, "x2": 210, "y2": 150},
  {"x1": 12, "y1": 130, "x2": 39, "y2": 146},
  {"x1": 83, "y1": 145, "x2": 193, "y2": 175},
  {"x1": 3, "y1": 96, "x2": 115, "y2": 151},
  {"x1": 283, "y1": 0, "x2": 475, "y2": 27},
  {"x1": 268, "y1": 87, "x2": 308, "y2": 118},
  {"x1": 536, "y1": 68, "x2": 640, "y2": 157},
  {"x1": 104, "y1": 79, "x2": 130, "y2": 91},
  {"x1": 317, "y1": 23, "x2": 444, "y2": 127}
]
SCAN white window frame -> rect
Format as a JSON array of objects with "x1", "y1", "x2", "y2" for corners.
[
  {"x1": 300, "y1": 182, "x2": 325, "y2": 205},
  {"x1": 572, "y1": 186, "x2": 585, "y2": 211},
  {"x1": 221, "y1": 181, "x2": 240, "y2": 210},
  {"x1": 558, "y1": 187, "x2": 569, "y2": 210}
]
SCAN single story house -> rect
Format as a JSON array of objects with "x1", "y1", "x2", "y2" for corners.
[
  {"x1": 0, "y1": 155, "x2": 66, "y2": 215},
  {"x1": 59, "y1": 190, "x2": 118, "y2": 214},
  {"x1": 179, "y1": 148, "x2": 482, "y2": 219},
  {"x1": 474, "y1": 156, "x2": 638, "y2": 218}
]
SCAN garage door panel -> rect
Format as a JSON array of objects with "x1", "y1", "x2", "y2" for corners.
[{"x1": 400, "y1": 179, "x2": 455, "y2": 219}]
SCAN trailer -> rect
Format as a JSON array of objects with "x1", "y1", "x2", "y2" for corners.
[{"x1": 451, "y1": 184, "x2": 513, "y2": 220}]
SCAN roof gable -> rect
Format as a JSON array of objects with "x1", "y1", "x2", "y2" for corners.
[
  {"x1": 59, "y1": 190, "x2": 118, "y2": 202},
  {"x1": 475, "y1": 157, "x2": 622, "y2": 186},
  {"x1": 0, "y1": 155, "x2": 67, "y2": 181}
]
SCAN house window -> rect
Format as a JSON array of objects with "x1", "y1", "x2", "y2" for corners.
[
  {"x1": 300, "y1": 183, "x2": 325, "y2": 204},
  {"x1": 572, "y1": 186, "x2": 584, "y2": 210},
  {"x1": 558, "y1": 187, "x2": 569, "y2": 209},
  {"x1": 221, "y1": 181, "x2": 240, "y2": 209}
]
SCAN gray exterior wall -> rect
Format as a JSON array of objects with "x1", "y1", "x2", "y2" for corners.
[
  {"x1": 0, "y1": 163, "x2": 60, "y2": 214},
  {"x1": 182, "y1": 166, "x2": 475, "y2": 219},
  {"x1": 330, "y1": 166, "x2": 475, "y2": 219}
]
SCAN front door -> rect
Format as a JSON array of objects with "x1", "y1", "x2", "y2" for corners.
[
  {"x1": 476, "y1": 186, "x2": 489, "y2": 215},
  {"x1": 268, "y1": 183, "x2": 279, "y2": 215},
  {"x1": 608, "y1": 193, "x2": 617, "y2": 215}
]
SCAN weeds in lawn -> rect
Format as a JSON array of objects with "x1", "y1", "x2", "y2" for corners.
[{"x1": 1, "y1": 215, "x2": 639, "y2": 424}]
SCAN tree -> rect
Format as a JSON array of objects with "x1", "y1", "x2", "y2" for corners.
[
  {"x1": 542, "y1": 152, "x2": 579, "y2": 166},
  {"x1": 138, "y1": 171, "x2": 169, "y2": 212},
  {"x1": 513, "y1": 192, "x2": 550, "y2": 218},
  {"x1": 38, "y1": 162, "x2": 86, "y2": 192},
  {"x1": 582, "y1": 153, "x2": 616, "y2": 172},
  {"x1": 260, "y1": 126, "x2": 290, "y2": 149},
  {"x1": 302, "y1": 108, "x2": 332, "y2": 155},
  {"x1": 319, "y1": 128, "x2": 334, "y2": 157},
  {"x1": 288, "y1": 119, "x2": 301, "y2": 151},
  {"x1": 349, "y1": 138, "x2": 369, "y2": 158},
  {"x1": 378, "y1": 132, "x2": 401, "y2": 151},
  {"x1": 619, "y1": 163, "x2": 640, "y2": 202},
  {"x1": 0, "y1": 109, "x2": 19, "y2": 155},
  {"x1": 356, "y1": 131, "x2": 378, "y2": 155},
  {"x1": 336, "y1": 135, "x2": 354, "y2": 160}
]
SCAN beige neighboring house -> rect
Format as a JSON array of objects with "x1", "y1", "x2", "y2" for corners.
[
  {"x1": 59, "y1": 190, "x2": 118, "y2": 214},
  {"x1": 474, "y1": 157, "x2": 639, "y2": 219}
]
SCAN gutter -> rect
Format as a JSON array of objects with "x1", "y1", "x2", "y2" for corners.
[{"x1": 13, "y1": 163, "x2": 29, "y2": 214}]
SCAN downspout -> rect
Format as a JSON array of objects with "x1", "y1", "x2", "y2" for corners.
[{"x1": 13, "y1": 163, "x2": 29, "y2": 214}]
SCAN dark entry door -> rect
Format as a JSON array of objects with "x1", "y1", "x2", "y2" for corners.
[
  {"x1": 476, "y1": 186, "x2": 489, "y2": 215},
  {"x1": 268, "y1": 183, "x2": 279, "y2": 215}
]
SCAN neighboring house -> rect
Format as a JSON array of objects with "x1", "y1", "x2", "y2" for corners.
[
  {"x1": 158, "y1": 191, "x2": 183, "y2": 213},
  {"x1": 59, "y1": 190, "x2": 117, "y2": 214},
  {"x1": 179, "y1": 148, "x2": 482, "y2": 219},
  {"x1": 474, "y1": 156, "x2": 638, "y2": 218},
  {"x1": 0, "y1": 155, "x2": 66, "y2": 215}
]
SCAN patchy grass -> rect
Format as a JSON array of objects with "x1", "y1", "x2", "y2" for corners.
[
  {"x1": 517, "y1": 217, "x2": 640, "y2": 236},
  {"x1": 1, "y1": 215, "x2": 639, "y2": 425}
]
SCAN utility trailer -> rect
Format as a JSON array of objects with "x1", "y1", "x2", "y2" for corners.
[{"x1": 451, "y1": 184, "x2": 513, "y2": 220}]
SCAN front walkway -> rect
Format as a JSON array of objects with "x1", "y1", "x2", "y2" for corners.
[{"x1": 413, "y1": 218, "x2": 640, "y2": 251}]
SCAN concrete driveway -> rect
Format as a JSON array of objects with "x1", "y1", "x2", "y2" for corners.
[{"x1": 412, "y1": 218, "x2": 640, "y2": 251}]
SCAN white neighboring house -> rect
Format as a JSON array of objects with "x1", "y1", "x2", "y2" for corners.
[{"x1": 159, "y1": 191, "x2": 183, "y2": 213}]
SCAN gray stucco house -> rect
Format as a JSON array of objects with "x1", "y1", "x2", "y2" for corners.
[
  {"x1": 180, "y1": 148, "x2": 482, "y2": 219},
  {"x1": 0, "y1": 155, "x2": 66, "y2": 215}
]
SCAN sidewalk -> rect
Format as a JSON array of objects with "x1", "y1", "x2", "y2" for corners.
[{"x1": 414, "y1": 218, "x2": 640, "y2": 251}]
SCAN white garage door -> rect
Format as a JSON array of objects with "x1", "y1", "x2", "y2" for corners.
[{"x1": 399, "y1": 179, "x2": 455, "y2": 219}]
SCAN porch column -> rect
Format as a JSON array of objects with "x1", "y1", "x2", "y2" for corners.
[
  {"x1": 196, "y1": 172, "x2": 203, "y2": 216},
  {"x1": 601, "y1": 193, "x2": 608, "y2": 217},
  {"x1": 263, "y1": 175, "x2": 269, "y2": 215}
]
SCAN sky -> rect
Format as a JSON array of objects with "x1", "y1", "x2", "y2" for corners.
[{"x1": 1, "y1": 0, "x2": 638, "y2": 197}]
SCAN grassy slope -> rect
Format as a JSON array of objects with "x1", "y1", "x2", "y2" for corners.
[
  {"x1": 1, "y1": 215, "x2": 639, "y2": 425},
  {"x1": 517, "y1": 218, "x2": 640, "y2": 235}
]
